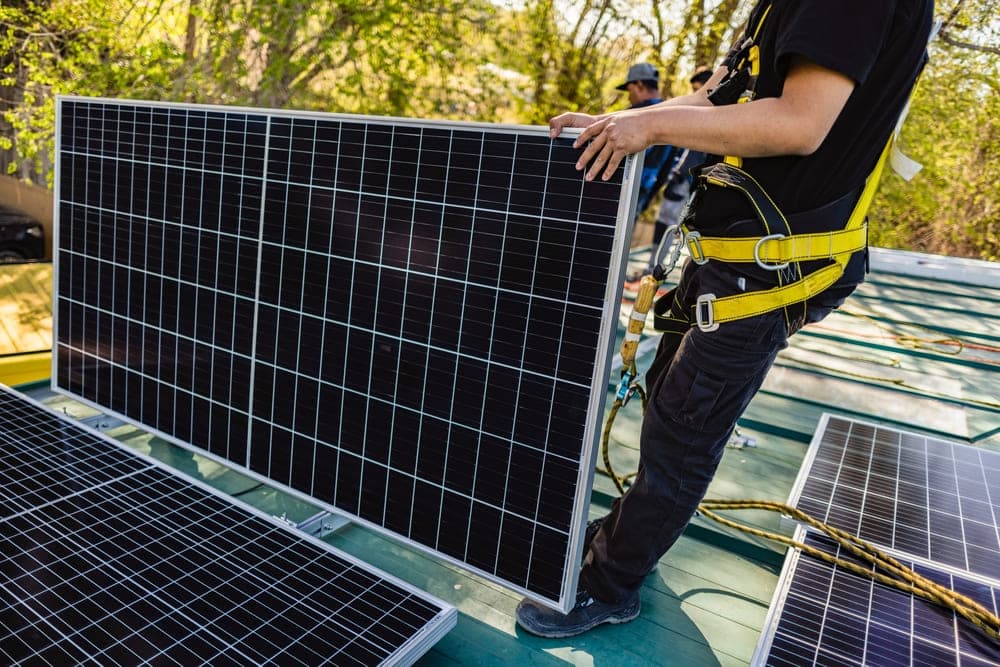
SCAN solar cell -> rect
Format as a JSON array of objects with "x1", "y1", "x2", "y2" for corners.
[
  {"x1": 788, "y1": 414, "x2": 1000, "y2": 580},
  {"x1": 0, "y1": 385, "x2": 455, "y2": 665},
  {"x1": 753, "y1": 530, "x2": 1000, "y2": 666},
  {"x1": 53, "y1": 97, "x2": 639, "y2": 610}
]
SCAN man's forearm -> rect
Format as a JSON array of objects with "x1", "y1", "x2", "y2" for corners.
[{"x1": 634, "y1": 99, "x2": 819, "y2": 158}]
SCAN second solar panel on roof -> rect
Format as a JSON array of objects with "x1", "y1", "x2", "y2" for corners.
[
  {"x1": 754, "y1": 414, "x2": 1000, "y2": 665},
  {"x1": 0, "y1": 386, "x2": 455, "y2": 666},
  {"x1": 789, "y1": 414, "x2": 1000, "y2": 580},
  {"x1": 53, "y1": 97, "x2": 638, "y2": 610},
  {"x1": 754, "y1": 530, "x2": 1000, "y2": 666}
]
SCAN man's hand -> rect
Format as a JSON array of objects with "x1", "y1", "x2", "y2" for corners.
[
  {"x1": 548, "y1": 57, "x2": 856, "y2": 179},
  {"x1": 571, "y1": 111, "x2": 651, "y2": 182},
  {"x1": 548, "y1": 112, "x2": 600, "y2": 138}
]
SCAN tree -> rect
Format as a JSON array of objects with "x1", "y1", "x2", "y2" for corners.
[
  {"x1": 169, "y1": 0, "x2": 496, "y2": 116},
  {"x1": 0, "y1": 0, "x2": 180, "y2": 185},
  {"x1": 630, "y1": 0, "x2": 746, "y2": 98},
  {"x1": 1, "y1": 0, "x2": 997, "y2": 260},
  {"x1": 870, "y1": 0, "x2": 999, "y2": 260}
]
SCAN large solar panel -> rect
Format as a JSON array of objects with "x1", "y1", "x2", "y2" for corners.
[
  {"x1": 52, "y1": 97, "x2": 639, "y2": 610},
  {"x1": 788, "y1": 414, "x2": 1000, "y2": 580},
  {"x1": 0, "y1": 384, "x2": 455, "y2": 665},
  {"x1": 753, "y1": 530, "x2": 1000, "y2": 666}
]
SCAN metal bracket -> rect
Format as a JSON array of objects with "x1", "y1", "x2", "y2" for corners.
[
  {"x1": 695, "y1": 293, "x2": 719, "y2": 332},
  {"x1": 79, "y1": 414, "x2": 127, "y2": 431},
  {"x1": 296, "y1": 511, "x2": 351, "y2": 540}
]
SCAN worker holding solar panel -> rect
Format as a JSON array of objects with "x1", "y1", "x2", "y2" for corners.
[{"x1": 516, "y1": 0, "x2": 935, "y2": 638}]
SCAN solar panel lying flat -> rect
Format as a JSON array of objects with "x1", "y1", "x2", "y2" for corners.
[
  {"x1": 789, "y1": 414, "x2": 1000, "y2": 580},
  {"x1": 753, "y1": 530, "x2": 1000, "y2": 666},
  {"x1": 53, "y1": 97, "x2": 638, "y2": 611},
  {"x1": 753, "y1": 414, "x2": 1000, "y2": 665},
  {"x1": 0, "y1": 385, "x2": 455, "y2": 665}
]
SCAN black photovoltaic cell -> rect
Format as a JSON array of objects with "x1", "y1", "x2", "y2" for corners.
[
  {"x1": 53, "y1": 97, "x2": 636, "y2": 610},
  {"x1": 789, "y1": 415, "x2": 1000, "y2": 580},
  {"x1": 754, "y1": 531, "x2": 1000, "y2": 666},
  {"x1": 0, "y1": 386, "x2": 454, "y2": 665}
]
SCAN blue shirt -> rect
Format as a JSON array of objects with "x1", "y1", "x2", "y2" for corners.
[{"x1": 632, "y1": 98, "x2": 682, "y2": 216}]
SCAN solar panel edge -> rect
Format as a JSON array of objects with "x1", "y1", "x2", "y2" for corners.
[
  {"x1": 51, "y1": 95, "x2": 642, "y2": 613},
  {"x1": 783, "y1": 411, "x2": 836, "y2": 511},
  {"x1": 555, "y1": 148, "x2": 643, "y2": 609},
  {"x1": 54, "y1": 94, "x2": 577, "y2": 141},
  {"x1": 748, "y1": 524, "x2": 809, "y2": 667},
  {"x1": 51, "y1": 99, "x2": 65, "y2": 392}
]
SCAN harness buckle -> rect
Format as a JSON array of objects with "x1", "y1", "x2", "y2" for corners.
[
  {"x1": 686, "y1": 231, "x2": 709, "y2": 265},
  {"x1": 753, "y1": 233, "x2": 790, "y2": 271},
  {"x1": 695, "y1": 293, "x2": 719, "y2": 332}
]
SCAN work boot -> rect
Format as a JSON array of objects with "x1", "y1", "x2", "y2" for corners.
[{"x1": 515, "y1": 585, "x2": 640, "y2": 638}]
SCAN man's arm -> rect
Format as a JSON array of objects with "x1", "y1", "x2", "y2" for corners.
[
  {"x1": 554, "y1": 57, "x2": 856, "y2": 182},
  {"x1": 548, "y1": 67, "x2": 727, "y2": 138}
]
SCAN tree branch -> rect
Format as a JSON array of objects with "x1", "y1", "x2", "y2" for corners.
[{"x1": 938, "y1": 28, "x2": 1000, "y2": 56}]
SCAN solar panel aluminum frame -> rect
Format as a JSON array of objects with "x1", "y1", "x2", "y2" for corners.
[
  {"x1": 751, "y1": 523, "x2": 810, "y2": 667},
  {"x1": 0, "y1": 384, "x2": 458, "y2": 666},
  {"x1": 51, "y1": 96, "x2": 644, "y2": 613}
]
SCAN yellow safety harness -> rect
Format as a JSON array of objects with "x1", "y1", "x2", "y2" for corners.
[
  {"x1": 723, "y1": 2, "x2": 772, "y2": 169},
  {"x1": 674, "y1": 1, "x2": 890, "y2": 332},
  {"x1": 683, "y1": 155, "x2": 879, "y2": 331}
]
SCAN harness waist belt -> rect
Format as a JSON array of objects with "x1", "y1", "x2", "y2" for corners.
[
  {"x1": 686, "y1": 224, "x2": 866, "y2": 267},
  {"x1": 654, "y1": 154, "x2": 887, "y2": 332}
]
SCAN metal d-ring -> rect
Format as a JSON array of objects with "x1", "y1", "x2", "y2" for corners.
[{"x1": 753, "y1": 233, "x2": 789, "y2": 271}]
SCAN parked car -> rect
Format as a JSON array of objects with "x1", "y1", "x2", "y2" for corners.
[{"x1": 0, "y1": 204, "x2": 45, "y2": 262}]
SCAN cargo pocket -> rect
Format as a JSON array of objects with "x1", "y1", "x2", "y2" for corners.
[{"x1": 674, "y1": 370, "x2": 726, "y2": 432}]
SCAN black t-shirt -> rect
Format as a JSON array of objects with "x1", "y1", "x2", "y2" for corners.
[{"x1": 694, "y1": 0, "x2": 934, "y2": 228}]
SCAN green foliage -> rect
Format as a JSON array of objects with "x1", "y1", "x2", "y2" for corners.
[
  {"x1": 1, "y1": 0, "x2": 180, "y2": 184},
  {"x1": 870, "y1": 1, "x2": 999, "y2": 260},
  {"x1": 0, "y1": 0, "x2": 996, "y2": 260}
]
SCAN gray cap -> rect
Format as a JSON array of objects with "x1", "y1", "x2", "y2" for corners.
[{"x1": 616, "y1": 63, "x2": 659, "y2": 90}]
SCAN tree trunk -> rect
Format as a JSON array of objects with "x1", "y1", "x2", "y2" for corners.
[{"x1": 184, "y1": 0, "x2": 200, "y2": 59}]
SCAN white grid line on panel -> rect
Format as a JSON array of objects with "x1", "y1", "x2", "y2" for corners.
[
  {"x1": 357, "y1": 122, "x2": 386, "y2": 512},
  {"x1": 424, "y1": 127, "x2": 453, "y2": 553},
  {"x1": 245, "y1": 114, "x2": 273, "y2": 470},
  {"x1": 458, "y1": 130, "x2": 486, "y2": 564},
  {"x1": 382, "y1": 124, "x2": 419, "y2": 531}
]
